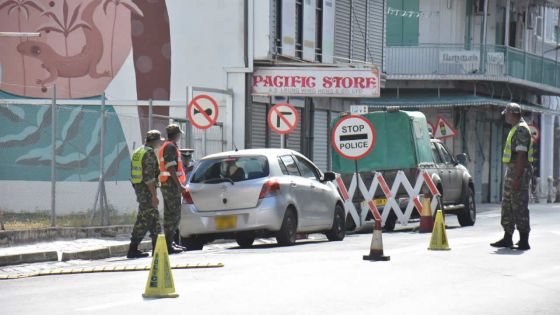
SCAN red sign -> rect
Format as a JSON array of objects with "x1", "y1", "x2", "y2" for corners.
[
  {"x1": 331, "y1": 115, "x2": 376, "y2": 160},
  {"x1": 528, "y1": 124, "x2": 539, "y2": 142},
  {"x1": 267, "y1": 103, "x2": 299, "y2": 135},
  {"x1": 252, "y1": 67, "x2": 380, "y2": 98},
  {"x1": 427, "y1": 121, "x2": 435, "y2": 137},
  {"x1": 187, "y1": 95, "x2": 219, "y2": 130}
]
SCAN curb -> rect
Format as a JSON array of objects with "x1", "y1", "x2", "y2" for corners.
[
  {"x1": 60, "y1": 241, "x2": 152, "y2": 262},
  {"x1": 0, "y1": 251, "x2": 58, "y2": 267}
]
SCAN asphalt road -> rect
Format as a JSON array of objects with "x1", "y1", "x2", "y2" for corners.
[{"x1": 1, "y1": 203, "x2": 559, "y2": 315}]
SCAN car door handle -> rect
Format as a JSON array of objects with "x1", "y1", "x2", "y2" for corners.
[{"x1": 290, "y1": 182, "x2": 297, "y2": 188}]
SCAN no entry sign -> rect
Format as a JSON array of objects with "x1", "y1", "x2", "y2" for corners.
[
  {"x1": 332, "y1": 115, "x2": 376, "y2": 160},
  {"x1": 267, "y1": 103, "x2": 299, "y2": 135},
  {"x1": 187, "y1": 94, "x2": 219, "y2": 130}
]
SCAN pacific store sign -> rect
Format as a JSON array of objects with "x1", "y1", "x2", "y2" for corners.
[{"x1": 252, "y1": 67, "x2": 380, "y2": 98}]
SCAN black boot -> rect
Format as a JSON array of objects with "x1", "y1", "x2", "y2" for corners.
[
  {"x1": 515, "y1": 232, "x2": 531, "y2": 250},
  {"x1": 167, "y1": 241, "x2": 182, "y2": 254},
  {"x1": 127, "y1": 242, "x2": 149, "y2": 258},
  {"x1": 490, "y1": 232, "x2": 513, "y2": 248}
]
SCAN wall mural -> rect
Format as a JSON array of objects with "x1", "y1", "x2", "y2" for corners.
[{"x1": 0, "y1": 0, "x2": 172, "y2": 182}]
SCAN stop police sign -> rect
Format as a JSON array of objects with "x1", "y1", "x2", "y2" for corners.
[{"x1": 331, "y1": 115, "x2": 376, "y2": 160}]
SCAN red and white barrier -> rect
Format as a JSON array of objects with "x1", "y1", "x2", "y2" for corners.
[{"x1": 335, "y1": 170, "x2": 441, "y2": 228}]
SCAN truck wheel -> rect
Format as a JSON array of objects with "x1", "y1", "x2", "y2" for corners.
[
  {"x1": 458, "y1": 187, "x2": 476, "y2": 226},
  {"x1": 326, "y1": 204, "x2": 346, "y2": 241},
  {"x1": 276, "y1": 208, "x2": 297, "y2": 246},
  {"x1": 383, "y1": 212, "x2": 397, "y2": 232},
  {"x1": 181, "y1": 236, "x2": 204, "y2": 251},
  {"x1": 235, "y1": 232, "x2": 255, "y2": 248}
]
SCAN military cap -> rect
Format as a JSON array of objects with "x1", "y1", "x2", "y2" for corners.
[
  {"x1": 166, "y1": 124, "x2": 184, "y2": 138},
  {"x1": 502, "y1": 102, "x2": 522, "y2": 115},
  {"x1": 145, "y1": 130, "x2": 164, "y2": 142}
]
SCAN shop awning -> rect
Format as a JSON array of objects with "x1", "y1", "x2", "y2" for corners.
[{"x1": 360, "y1": 94, "x2": 560, "y2": 115}]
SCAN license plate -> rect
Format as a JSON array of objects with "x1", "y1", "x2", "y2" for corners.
[
  {"x1": 373, "y1": 198, "x2": 387, "y2": 207},
  {"x1": 215, "y1": 215, "x2": 237, "y2": 230}
]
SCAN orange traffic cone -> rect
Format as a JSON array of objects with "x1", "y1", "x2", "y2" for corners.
[
  {"x1": 419, "y1": 194, "x2": 434, "y2": 233},
  {"x1": 363, "y1": 220, "x2": 390, "y2": 261}
]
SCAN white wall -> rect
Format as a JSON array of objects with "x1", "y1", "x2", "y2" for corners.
[
  {"x1": 167, "y1": 0, "x2": 247, "y2": 150},
  {"x1": 419, "y1": 0, "x2": 466, "y2": 44},
  {"x1": 254, "y1": 0, "x2": 272, "y2": 60}
]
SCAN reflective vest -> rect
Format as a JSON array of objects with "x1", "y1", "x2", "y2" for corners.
[
  {"x1": 131, "y1": 146, "x2": 152, "y2": 184},
  {"x1": 158, "y1": 141, "x2": 186, "y2": 185},
  {"x1": 502, "y1": 122, "x2": 534, "y2": 164}
]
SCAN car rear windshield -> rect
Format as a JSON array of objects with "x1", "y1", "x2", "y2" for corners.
[{"x1": 190, "y1": 156, "x2": 269, "y2": 183}]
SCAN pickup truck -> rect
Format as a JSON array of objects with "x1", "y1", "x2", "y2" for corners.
[{"x1": 331, "y1": 110, "x2": 476, "y2": 232}]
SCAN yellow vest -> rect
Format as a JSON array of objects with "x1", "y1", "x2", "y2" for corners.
[
  {"x1": 131, "y1": 146, "x2": 153, "y2": 184},
  {"x1": 502, "y1": 122, "x2": 534, "y2": 163}
]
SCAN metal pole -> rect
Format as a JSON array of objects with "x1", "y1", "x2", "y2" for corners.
[
  {"x1": 100, "y1": 93, "x2": 107, "y2": 225},
  {"x1": 51, "y1": 84, "x2": 57, "y2": 227},
  {"x1": 148, "y1": 98, "x2": 153, "y2": 131},
  {"x1": 280, "y1": 134, "x2": 285, "y2": 148},
  {"x1": 480, "y1": 0, "x2": 489, "y2": 73},
  {"x1": 541, "y1": 3, "x2": 546, "y2": 84},
  {"x1": 504, "y1": 0, "x2": 510, "y2": 46}
]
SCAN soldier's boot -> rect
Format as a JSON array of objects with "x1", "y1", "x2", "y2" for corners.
[
  {"x1": 515, "y1": 232, "x2": 531, "y2": 250},
  {"x1": 127, "y1": 242, "x2": 149, "y2": 259},
  {"x1": 167, "y1": 241, "x2": 183, "y2": 254},
  {"x1": 490, "y1": 232, "x2": 513, "y2": 248}
]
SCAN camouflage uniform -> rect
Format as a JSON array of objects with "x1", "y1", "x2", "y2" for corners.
[
  {"x1": 130, "y1": 147, "x2": 161, "y2": 244},
  {"x1": 161, "y1": 141, "x2": 182, "y2": 244},
  {"x1": 501, "y1": 118, "x2": 532, "y2": 234}
]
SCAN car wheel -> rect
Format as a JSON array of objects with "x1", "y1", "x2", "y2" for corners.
[
  {"x1": 326, "y1": 204, "x2": 346, "y2": 241},
  {"x1": 457, "y1": 187, "x2": 476, "y2": 226},
  {"x1": 235, "y1": 232, "x2": 255, "y2": 248},
  {"x1": 276, "y1": 208, "x2": 297, "y2": 246},
  {"x1": 383, "y1": 211, "x2": 397, "y2": 232},
  {"x1": 181, "y1": 236, "x2": 204, "y2": 251}
]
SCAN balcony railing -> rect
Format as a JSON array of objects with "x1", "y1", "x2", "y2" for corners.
[{"x1": 384, "y1": 44, "x2": 560, "y2": 89}]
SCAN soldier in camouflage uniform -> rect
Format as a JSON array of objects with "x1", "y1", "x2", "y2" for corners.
[
  {"x1": 491, "y1": 103, "x2": 533, "y2": 250},
  {"x1": 127, "y1": 130, "x2": 164, "y2": 259},
  {"x1": 159, "y1": 124, "x2": 187, "y2": 254}
]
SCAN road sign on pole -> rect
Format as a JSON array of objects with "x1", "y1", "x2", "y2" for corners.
[
  {"x1": 331, "y1": 115, "x2": 376, "y2": 160},
  {"x1": 267, "y1": 103, "x2": 299, "y2": 135},
  {"x1": 528, "y1": 124, "x2": 540, "y2": 142},
  {"x1": 187, "y1": 94, "x2": 219, "y2": 130}
]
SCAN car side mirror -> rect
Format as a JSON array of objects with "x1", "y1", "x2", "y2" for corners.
[
  {"x1": 456, "y1": 153, "x2": 468, "y2": 166},
  {"x1": 322, "y1": 171, "x2": 336, "y2": 182}
]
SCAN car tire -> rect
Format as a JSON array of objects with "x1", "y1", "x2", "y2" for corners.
[
  {"x1": 457, "y1": 187, "x2": 476, "y2": 226},
  {"x1": 181, "y1": 236, "x2": 204, "y2": 251},
  {"x1": 326, "y1": 204, "x2": 346, "y2": 241},
  {"x1": 235, "y1": 232, "x2": 255, "y2": 248},
  {"x1": 383, "y1": 211, "x2": 397, "y2": 232},
  {"x1": 276, "y1": 208, "x2": 297, "y2": 246}
]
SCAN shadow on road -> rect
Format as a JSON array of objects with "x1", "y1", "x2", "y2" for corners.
[{"x1": 491, "y1": 248, "x2": 525, "y2": 255}]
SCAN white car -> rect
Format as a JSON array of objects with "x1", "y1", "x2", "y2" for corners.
[{"x1": 179, "y1": 149, "x2": 347, "y2": 250}]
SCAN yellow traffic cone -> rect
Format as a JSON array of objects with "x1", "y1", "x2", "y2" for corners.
[
  {"x1": 143, "y1": 234, "x2": 179, "y2": 298},
  {"x1": 428, "y1": 210, "x2": 450, "y2": 250},
  {"x1": 363, "y1": 220, "x2": 390, "y2": 261}
]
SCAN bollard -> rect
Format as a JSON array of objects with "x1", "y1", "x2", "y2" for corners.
[{"x1": 547, "y1": 177, "x2": 554, "y2": 204}]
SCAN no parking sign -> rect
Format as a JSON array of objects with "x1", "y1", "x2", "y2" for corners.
[{"x1": 331, "y1": 115, "x2": 376, "y2": 160}]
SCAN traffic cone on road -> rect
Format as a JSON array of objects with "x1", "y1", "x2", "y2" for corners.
[
  {"x1": 143, "y1": 234, "x2": 179, "y2": 298},
  {"x1": 363, "y1": 220, "x2": 390, "y2": 261},
  {"x1": 428, "y1": 210, "x2": 450, "y2": 250},
  {"x1": 419, "y1": 194, "x2": 434, "y2": 233}
]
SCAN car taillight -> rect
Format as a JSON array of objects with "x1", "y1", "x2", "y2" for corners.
[
  {"x1": 259, "y1": 179, "x2": 280, "y2": 199},
  {"x1": 182, "y1": 187, "x2": 194, "y2": 204}
]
